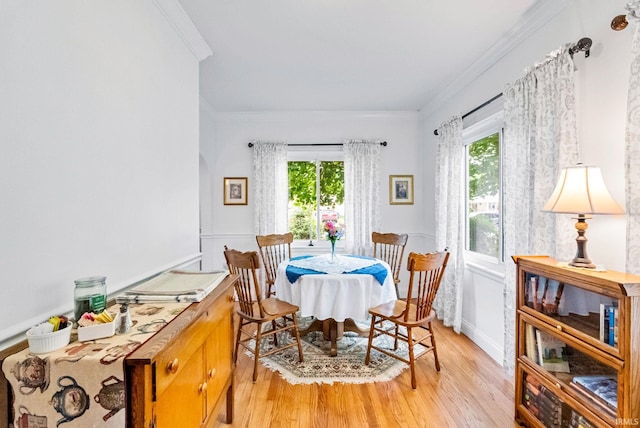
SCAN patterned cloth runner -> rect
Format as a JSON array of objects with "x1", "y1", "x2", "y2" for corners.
[
  {"x1": 2, "y1": 301, "x2": 190, "y2": 427},
  {"x1": 286, "y1": 254, "x2": 388, "y2": 285}
]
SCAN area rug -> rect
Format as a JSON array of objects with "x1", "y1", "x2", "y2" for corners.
[{"x1": 247, "y1": 317, "x2": 426, "y2": 385}]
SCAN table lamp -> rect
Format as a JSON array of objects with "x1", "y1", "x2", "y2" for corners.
[{"x1": 542, "y1": 164, "x2": 623, "y2": 268}]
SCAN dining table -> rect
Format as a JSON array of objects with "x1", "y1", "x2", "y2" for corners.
[{"x1": 274, "y1": 253, "x2": 397, "y2": 356}]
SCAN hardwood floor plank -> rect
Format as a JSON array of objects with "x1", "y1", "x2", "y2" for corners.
[{"x1": 212, "y1": 319, "x2": 516, "y2": 428}]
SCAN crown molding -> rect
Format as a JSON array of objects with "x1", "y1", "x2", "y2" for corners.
[
  {"x1": 420, "y1": 0, "x2": 567, "y2": 118},
  {"x1": 211, "y1": 110, "x2": 420, "y2": 122},
  {"x1": 153, "y1": 0, "x2": 212, "y2": 62}
]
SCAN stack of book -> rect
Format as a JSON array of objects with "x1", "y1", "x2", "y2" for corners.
[
  {"x1": 570, "y1": 375, "x2": 617, "y2": 417},
  {"x1": 523, "y1": 374, "x2": 569, "y2": 427}
]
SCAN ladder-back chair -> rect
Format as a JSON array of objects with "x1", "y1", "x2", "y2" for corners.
[
  {"x1": 372, "y1": 232, "x2": 408, "y2": 298},
  {"x1": 224, "y1": 246, "x2": 303, "y2": 382},
  {"x1": 364, "y1": 250, "x2": 449, "y2": 389},
  {"x1": 256, "y1": 232, "x2": 293, "y2": 297}
]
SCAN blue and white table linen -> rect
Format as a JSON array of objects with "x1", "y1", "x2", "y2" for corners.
[
  {"x1": 285, "y1": 254, "x2": 388, "y2": 285},
  {"x1": 275, "y1": 254, "x2": 397, "y2": 321}
]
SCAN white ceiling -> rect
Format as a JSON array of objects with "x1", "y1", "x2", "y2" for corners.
[{"x1": 179, "y1": 0, "x2": 551, "y2": 112}]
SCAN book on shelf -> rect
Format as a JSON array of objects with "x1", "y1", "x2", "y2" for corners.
[
  {"x1": 525, "y1": 324, "x2": 538, "y2": 363},
  {"x1": 599, "y1": 303, "x2": 618, "y2": 346},
  {"x1": 536, "y1": 329, "x2": 570, "y2": 373},
  {"x1": 569, "y1": 409, "x2": 595, "y2": 428},
  {"x1": 570, "y1": 375, "x2": 617, "y2": 414},
  {"x1": 608, "y1": 305, "x2": 615, "y2": 346},
  {"x1": 523, "y1": 375, "x2": 568, "y2": 427}
]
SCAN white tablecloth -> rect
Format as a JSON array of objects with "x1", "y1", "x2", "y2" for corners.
[{"x1": 274, "y1": 254, "x2": 397, "y2": 322}]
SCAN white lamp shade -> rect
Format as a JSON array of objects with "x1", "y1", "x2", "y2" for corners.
[{"x1": 543, "y1": 165, "x2": 624, "y2": 215}]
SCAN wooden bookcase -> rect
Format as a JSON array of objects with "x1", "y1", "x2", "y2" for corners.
[{"x1": 513, "y1": 256, "x2": 640, "y2": 428}]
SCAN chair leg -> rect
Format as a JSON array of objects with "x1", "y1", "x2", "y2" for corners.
[
  {"x1": 364, "y1": 316, "x2": 377, "y2": 365},
  {"x1": 406, "y1": 327, "x2": 417, "y2": 389},
  {"x1": 292, "y1": 313, "x2": 304, "y2": 362},
  {"x1": 429, "y1": 321, "x2": 441, "y2": 372},
  {"x1": 393, "y1": 324, "x2": 399, "y2": 350},
  {"x1": 272, "y1": 319, "x2": 278, "y2": 346},
  {"x1": 233, "y1": 319, "x2": 243, "y2": 364},
  {"x1": 252, "y1": 323, "x2": 263, "y2": 383}
]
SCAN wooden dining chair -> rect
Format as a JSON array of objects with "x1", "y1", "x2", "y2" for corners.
[
  {"x1": 364, "y1": 250, "x2": 449, "y2": 389},
  {"x1": 224, "y1": 246, "x2": 303, "y2": 383},
  {"x1": 256, "y1": 232, "x2": 293, "y2": 297},
  {"x1": 372, "y1": 232, "x2": 408, "y2": 298}
]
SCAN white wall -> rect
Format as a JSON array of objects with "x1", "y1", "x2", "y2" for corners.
[
  {"x1": 0, "y1": 1, "x2": 202, "y2": 345},
  {"x1": 199, "y1": 110, "x2": 431, "y2": 288},
  {"x1": 421, "y1": 0, "x2": 632, "y2": 364}
]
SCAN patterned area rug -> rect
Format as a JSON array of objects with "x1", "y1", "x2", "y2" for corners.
[{"x1": 248, "y1": 318, "x2": 426, "y2": 385}]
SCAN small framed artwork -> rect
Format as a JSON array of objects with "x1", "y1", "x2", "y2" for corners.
[
  {"x1": 224, "y1": 177, "x2": 248, "y2": 205},
  {"x1": 389, "y1": 175, "x2": 414, "y2": 205}
]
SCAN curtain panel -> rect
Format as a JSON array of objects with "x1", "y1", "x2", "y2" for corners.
[
  {"x1": 502, "y1": 47, "x2": 579, "y2": 373},
  {"x1": 434, "y1": 115, "x2": 464, "y2": 333},
  {"x1": 252, "y1": 141, "x2": 288, "y2": 235},
  {"x1": 626, "y1": 1, "x2": 640, "y2": 275},
  {"x1": 344, "y1": 140, "x2": 381, "y2": 255}
]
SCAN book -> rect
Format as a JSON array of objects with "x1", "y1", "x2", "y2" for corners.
[
  {"x1": 536, "y1": 329, "x2": 570, "y2": 373},
  {"x1": 599, "y1": 303, "x2": 607, "y2": 343},
  {"x1": 525, "y1": 324, "x2": 538, "y2": 363},
  {"x1": 609, "y1": 305, "x2": 615, "y2": 346},
  {"x1": 613, "y1": 306, "x2": 619, "y2": 347},
  {"x1": 570, "y1": 409, "x2": 595, "y2": 428},
  {"x1": 571, "y1": 375, "x2": 617, "y2": 412}
]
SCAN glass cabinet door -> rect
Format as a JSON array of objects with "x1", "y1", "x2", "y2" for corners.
[
  {"x1": 520, "y1": 317, "x2": 620, "y2": 423},
  {"x1": 521, "y1": 272, "x2": 621, "y2": 352}
]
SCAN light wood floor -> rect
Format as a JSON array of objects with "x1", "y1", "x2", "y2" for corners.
[{"x1": 212, "y1": 319, "x2": 519, "y2": 428}]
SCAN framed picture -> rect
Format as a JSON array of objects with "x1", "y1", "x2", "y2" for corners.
[
  {"x1": 389, "y1": 175, "x2": 414, "y2": 205},
  {"x1": 224, "y1": 177, "x2": 248, "y2": 205}
]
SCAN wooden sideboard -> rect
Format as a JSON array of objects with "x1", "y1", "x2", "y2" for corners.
[{"x1": 0, "y1": 273, "x2": 237, "y2": 428}]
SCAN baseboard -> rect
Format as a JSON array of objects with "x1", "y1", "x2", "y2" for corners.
[{"x1": 461, "y1": 319, "x2": 504, "y2": 366}]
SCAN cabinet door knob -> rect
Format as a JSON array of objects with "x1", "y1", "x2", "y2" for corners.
[
  {"x1": 199, "y1": 382, "x2": 207, "y2": 393},
  {"x1": 556, "y1": 325, "x2": 562, "y2": 331},
  {"x1": 208, "y1": 369, "x2": 216, "y2": 379},
  {"x1": 166, "y1": 358, "x2": 179, "y2": 374}
]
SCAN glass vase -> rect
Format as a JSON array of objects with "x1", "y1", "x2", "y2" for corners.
[{"x1": 330, "y1": 240, "x2": 336, "y2": 262}]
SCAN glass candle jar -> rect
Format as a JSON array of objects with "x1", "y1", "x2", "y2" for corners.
[{"x1": 74, "y1": 276, "x2": 107, "y2": 322}]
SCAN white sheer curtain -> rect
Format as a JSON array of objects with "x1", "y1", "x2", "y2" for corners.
[
  {"x1": 344, "y1": 140, "x2": 381, "y2": 255},
  {"x1": 434, "y1": 115, "x2": 465, "y2": 333},
  {"x1": 502, "y1": 47, "x2": 579, "y2": 372},
  {"x1": 252, "y1": 141, "x2": 288, "y2": 235},
  {"x1": 626, "y1": 1, "x2": 640, "y2": 275}
]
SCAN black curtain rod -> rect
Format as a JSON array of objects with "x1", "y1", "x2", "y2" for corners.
[
  {"x1": 433, "y1": 93, "x2": 503, "y2": 136},
  {"x1": 248, "y1": 141, "x2": 387, "y2": 147},
  {"x1": 433, "y1": 36, "x2": 593, "y2": 137}
]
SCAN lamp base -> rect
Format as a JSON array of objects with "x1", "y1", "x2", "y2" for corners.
[
  {"x1": 568, "y1": 259, "x2": 596, "y2": 269},
  {"x1": 570, "y1": 214, "x2": 596, "y2": 269}
]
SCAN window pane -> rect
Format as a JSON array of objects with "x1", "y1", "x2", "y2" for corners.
[
  {"x1": 467, "y1": 133, "x2": 500, "y2": 257},
  {"x1": 288, "y1": 161, "x2": 317, "y2": 240},
  {"x1": 319, "y1": 161, "x2": 344, "y2": 241},
  {"x1": 287, "y1": 160, "x2": 345, "y2": 243}
]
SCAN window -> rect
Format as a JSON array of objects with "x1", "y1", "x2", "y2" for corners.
[
  {"x1": 287, "y1": 151, "x2": 344, "y2": 246},
  {"x1": 464, "y1": 113, "x2": 503, "y2": 260}
]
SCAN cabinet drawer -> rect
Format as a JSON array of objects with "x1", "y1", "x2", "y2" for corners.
[{"x1": 154, "y1": 295, "x2": 232, "y2": 398}]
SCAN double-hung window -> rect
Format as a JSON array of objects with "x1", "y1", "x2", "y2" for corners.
[
  {"x1": 287, "y1": 149, "x2": 345, "y2": 247},
  {"x1": 464, "y1": 111, "x2": 503, "y2": 261}
]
